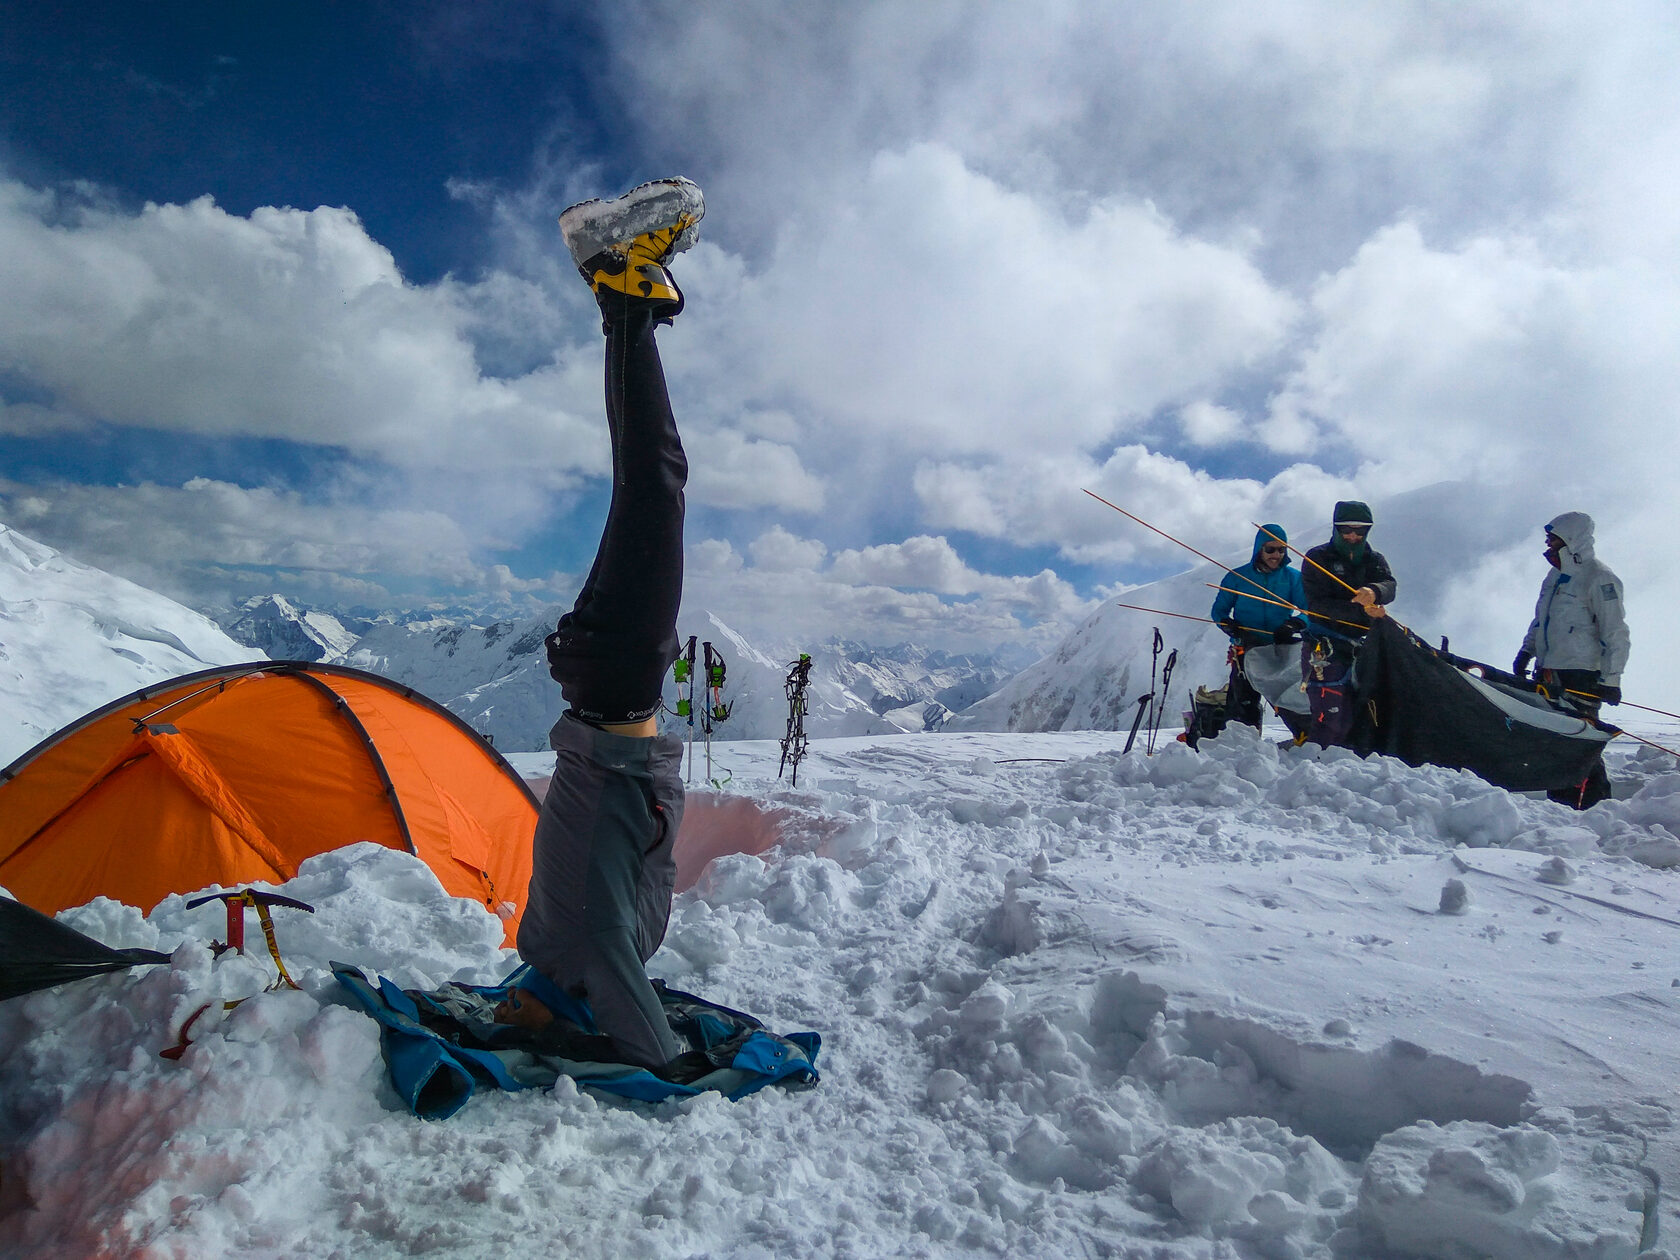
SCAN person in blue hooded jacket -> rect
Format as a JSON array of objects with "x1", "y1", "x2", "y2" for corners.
[{"x1": 1209, "y1": 525, "x2": 1309, "y2": 734}]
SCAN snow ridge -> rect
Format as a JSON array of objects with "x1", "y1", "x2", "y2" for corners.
[{"x1": 0, "y1": 522, "x2": 263, "y2": 766}]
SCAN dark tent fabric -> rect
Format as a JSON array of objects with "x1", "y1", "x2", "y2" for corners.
[
  {"x1": 0, "y1": 895, "x2": 171, "y2": 1002},
  {"x1": 1351, "y1": 617, "x2": 1615, "y2": 792}
]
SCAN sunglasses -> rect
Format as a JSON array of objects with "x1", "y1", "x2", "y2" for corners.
[
  {"x1": 1336, "y1": 525, "x2": 1370, "y2": 536},
  {"x1": 1260, "y1": 544, "x2": 1288, "y2": 554}
]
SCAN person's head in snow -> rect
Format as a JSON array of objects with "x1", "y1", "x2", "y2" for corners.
[
  {"x1": 1512, "y1": 511, "x2": 1630, "y2": 810},
  {"x1": 516, "y1": 178, "x2": 705, "y2": 1070}
]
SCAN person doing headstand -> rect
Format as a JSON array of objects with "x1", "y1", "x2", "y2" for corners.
[{"x1": 516, "y1": 177, "x2": 705, "y2": 1069}]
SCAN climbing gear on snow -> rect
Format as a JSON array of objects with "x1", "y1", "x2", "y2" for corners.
[
  {"x1": 701, "y1": 641, "x2": 729, "y2": 783},
  {"x1": 185, "y1": 888, "x2": 314, "y2": 989},
  {"x1": 779, "y1": 654, "x2": 813, "y2": 786},
  {"x1": 161, "y1": 889, "x2": 316, "y2": 1061}
]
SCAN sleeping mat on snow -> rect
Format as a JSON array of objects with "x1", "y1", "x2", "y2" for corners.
[{"x1": 333, "y1": 962, "x2": 819, "y2": 1119}]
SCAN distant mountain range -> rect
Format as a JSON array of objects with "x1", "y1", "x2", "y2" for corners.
[
  {"x1": 206, "y1": 597, "x2": 1029, "y2": 751},
  {"x1": 9, "y1": 512, "x2": 1404, "y2": 765}
]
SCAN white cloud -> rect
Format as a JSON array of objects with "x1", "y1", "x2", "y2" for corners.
[
  {"x1": 913, "y1": 445, "x2": 1356, "y2": 571},
  {"x1": 679, "y1": 528, "x2": 1094, "y2": 655},
  {"x1": 709, "y1": 144, "x2": 1296, "y2": 461},
  {"x1": 0, "y1": 181, "x2": 602, "y2": 479},
  {"x1": 746, "y1": 526, "x2": 827, "y2": 573},
  {"x1": 687, "y1": 428, "x2": 825, "y2": 512},
  {"x1": 0, "y1": 477, "x2": 491, "y2": 602},
  {"x1": 1179, "y1": 401, "x2": 1245, "y2": 447}
]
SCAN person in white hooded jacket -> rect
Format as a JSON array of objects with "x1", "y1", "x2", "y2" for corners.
[{"x1": 1513, "y1": 511, "x2": 1629, "y2": 807}]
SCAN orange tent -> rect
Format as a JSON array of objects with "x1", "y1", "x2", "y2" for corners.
[{"x1": 0, "y1": 663, "x2": 537, "y2": 943}]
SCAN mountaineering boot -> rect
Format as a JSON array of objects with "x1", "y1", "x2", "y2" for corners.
[{"x1": 559, "y1": 177, "x2": 704, "y2": 321}]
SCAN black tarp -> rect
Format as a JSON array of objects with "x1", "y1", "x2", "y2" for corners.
[
  {"x1": 0, "y1": 896, "x2": 171, "y2": 1002},
  {"x1": 1351, "y1": 617, "x2": 1615, "y2": 793}
]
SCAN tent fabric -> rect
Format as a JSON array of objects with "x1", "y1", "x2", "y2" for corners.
[
  {"x1": 0, "y1": 895, "x2": 170, "y2": 1002},
  {"x1": 333, "y1": 962, "x2": 821, "y2": 1119},
  {"x1": 1351, "y1": 618, "x2": 1615, "y2": 792},
  {"x1": 0, "y1": 663, "x2": 538, "y2": 943}
]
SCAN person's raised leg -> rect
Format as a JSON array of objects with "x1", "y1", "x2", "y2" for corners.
[
  {"x1": 545, "y1": 178, "x2": 703, "y2": 729},
  {"x1": 519, "y1": 179, "x2": 702, "y2": 1069}
]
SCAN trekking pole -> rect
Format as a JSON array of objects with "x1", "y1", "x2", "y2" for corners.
[
  {"x1": 1083, "y1": 489, "x2": 1294, "y2": 608},
  {"x1": 1127, "y1": 629, "x2": 1163, "y2": 755},
  {"x1": 1149, "y1": 648, "x2": 1178, "y2": 754},
  {"x1": 1198, "y1": 583, "x2": 1369, "y2": 634},
  {"x1": 1122, "y1": 692, "x2": 1152, "y2": 754},
  {"x1": 701, "y1": 641, "x2": 729, "y2": 783}
]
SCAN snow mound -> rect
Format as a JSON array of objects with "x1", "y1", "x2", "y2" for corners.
[{"x1": 3, "y1": 726, "x2": 1676, "y2": 1256}]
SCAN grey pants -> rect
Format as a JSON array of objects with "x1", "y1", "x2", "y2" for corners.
[{"x1": 517, "y1": 713, "x2": 686, "y2": 1067}]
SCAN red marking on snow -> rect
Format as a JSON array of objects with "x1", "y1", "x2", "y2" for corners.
[
  {"x1": 673, "y1": 793, "x2": 794, "y2": 892},
  {"x1": 523, "y1": 775, "x2": 791, "y2": 893}
]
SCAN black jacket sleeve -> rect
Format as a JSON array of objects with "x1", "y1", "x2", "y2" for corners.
[
  {"x1": 1362, "y1": 549, "x2": 1397, "y2": 605},
  {"x1": 1302, "y1": 544, "x2": 1396, "y2": 638}
]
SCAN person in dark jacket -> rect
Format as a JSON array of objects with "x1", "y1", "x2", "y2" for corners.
[
  {"x1": 516, "y1": 178, "x2": 705, "y2": 1070},
  {"x1": 1297, "y1": 500, "x2": 1397, "y2": 748},
  {"x1": 1210, "y1": 524, "x2": 1309, "y2": 734}
]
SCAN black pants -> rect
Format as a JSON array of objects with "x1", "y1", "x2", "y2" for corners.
[
  {"x1": 521, "y1": 294, "x2": 690, "y2": 1068},
  {"x1": 545, "y1": 297, "x2": 688, "y2": 725},
  {"x1": 1226, "y1": 650, "x2": 1263, "y2": 730},
  {"x1": 1541, "y1": 668, "x2": 1613, "y2": 809}
]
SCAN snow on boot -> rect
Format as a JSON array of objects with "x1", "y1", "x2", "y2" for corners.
[{"x1": 558, "y1": 177, "x2": 704, "y2": 319}]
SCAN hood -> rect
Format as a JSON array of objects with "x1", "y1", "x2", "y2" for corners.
[
  {"x1": 1250, "y1": 524, "x2": 1291, "y2": 566},
  {"x1": 1545, "y1": 511, "x2": 1597, "y2": 569}
]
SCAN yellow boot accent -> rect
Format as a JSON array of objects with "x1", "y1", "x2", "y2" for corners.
[{"x1": 579, "y1": 211, "x2": 702, "y2": 304}]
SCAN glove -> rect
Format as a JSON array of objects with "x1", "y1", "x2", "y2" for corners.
[
  {"x1": 1217, "y1": 619, "x2": 1239, "y2": 640},
  {"x1": 1511, "y1": 650, "x2": 1533, "y2": 680},
  {"x1": 1273, "y1": 617, "x2": 1305, "y2": 646},
  {"x1": 1597, "y1": 684, "x2": 1622, "y2": 705}
]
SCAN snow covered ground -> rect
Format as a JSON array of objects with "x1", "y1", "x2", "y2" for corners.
[{"x1": 4, "y1": 718, "x2": 1679, "y2": 1258}]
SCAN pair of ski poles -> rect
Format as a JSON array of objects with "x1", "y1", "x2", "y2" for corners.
[{"x1": 1122, "y1": 628, "x2": 1176, "y2": 755}]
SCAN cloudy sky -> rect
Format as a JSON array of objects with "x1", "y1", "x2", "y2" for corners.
[{"x1": 3, "y1": 2, "x2": 1678, "y2": 705}]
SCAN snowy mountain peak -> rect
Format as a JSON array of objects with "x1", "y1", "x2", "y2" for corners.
[
  {"x1": 0, "y1": 522, "x2": 264, "y2": 766},
  {"x1": 218, "y1": 594, "x2": 367, "y2": 662}
]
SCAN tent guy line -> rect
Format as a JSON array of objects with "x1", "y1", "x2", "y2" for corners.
[
  {"x1": 1252, "y1": 521, "x2": 1413, "y2": 637},
  {"x1": 1081, "y1": 488, "x2": 1291, "y2": 611}
]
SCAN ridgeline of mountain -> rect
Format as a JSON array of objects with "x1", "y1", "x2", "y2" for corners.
[
  {"x1": 321, "y1": 607, "x2": 1020, "y2": 751},
  {"x1": 0, "y1": 523, "x2": 264, "y2": 766},
  {"x1": 216, "y1": 595, "x2": 369, "y2": 662},
  {"x1": 945, "y1": 563, "x2": 1230, "y2": 733}
]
